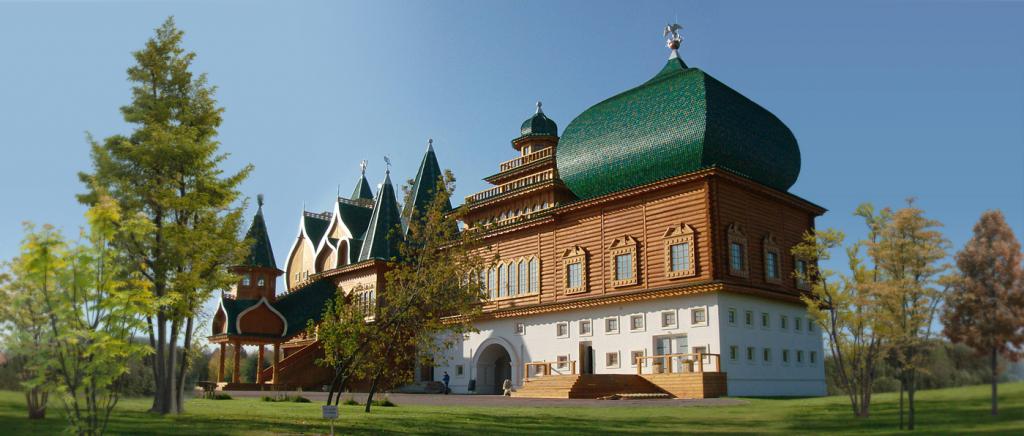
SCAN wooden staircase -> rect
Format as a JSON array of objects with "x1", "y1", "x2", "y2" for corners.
[
  {"x1": 256, "y1": 341, "x2": 331, "y2": 389},
  {"x1": 640, "y1": 373, "x2": 728, "y2": 399},
  {"x1": 513, "y1": 374, "x2": 667, "y2": 399}
]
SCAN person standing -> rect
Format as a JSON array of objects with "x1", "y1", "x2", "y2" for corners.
[{"x1": 442, "y1": 371, "x2": 450, "y2": 394}]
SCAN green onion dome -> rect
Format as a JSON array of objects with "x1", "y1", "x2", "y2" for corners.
[
  {"x1": 556, "y1": 57, "x2": 801, "y2": 199},
  {"x1": 518, "y1": 101, "x2": 559, "y2": 139}
]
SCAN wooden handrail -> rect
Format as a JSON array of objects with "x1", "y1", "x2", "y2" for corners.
[
  {"x1": 466, "y1": 169, "x2": 555, "y2": 203},
  {"x1": 523, "y1": 360, "x2": 577, "y2": 381},
  {"x1": 634, "y1": 353, "x2": 721, "y2": 375},
  {"x1": 498, "y1": 147, "x2": 554, "y2": 172}
]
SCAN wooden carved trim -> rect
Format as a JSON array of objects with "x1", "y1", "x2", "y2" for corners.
[
  {"x1": 727, "y1": 223, "x2": 749, "y2": 278},
  {"x1": 763, "y1": 233, "x2": 782, "y2": 284},
  {"x1": 608, "y1": 235, "x2": 639, "y2": 287},
  {"x1": 561, "y1": 245, "x2": 588, "y2": 295},
  {"x1": 663, "y1": 224, "x2": 697, "y2": 279}
]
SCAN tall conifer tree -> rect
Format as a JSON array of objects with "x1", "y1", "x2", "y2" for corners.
[
  {"x1": 943, "y1": 210, "x2": 1024, "y2": 416},
  {"x1": 78, "y1": 17, "x2": 251, "y2": 414}
]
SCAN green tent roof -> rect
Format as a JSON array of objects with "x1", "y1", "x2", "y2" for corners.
[
  {"x1": 351, "y1": 173, "x2": 374, "y2": 201},
  {"x1": 358, "y1": 172, "x2": 404, "y2": 261},
  {"x1": 556, "y1": 57, "x2": 801, "y2": 199},
  {"x1": 402, "y1": 141, "x2": 450, "y2": 234},
  {"x1": 241, "y1": 198, "x2": 277, "y2": 269}
]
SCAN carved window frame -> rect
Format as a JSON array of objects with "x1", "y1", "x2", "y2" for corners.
[
  {"x1": 727, "y1": 223, "x2": 749, "y2": 278},
  {"x1": 609, "y1": 235, "x2": 639, "y2": 287},
  {"x1": 562, "y1": 246, "x2": 588, "y2": 295},
  {"x1": 763, "y1": 233, "x2": 782, "y2": 284},
  {"x1": 664, "y1": 224, "x2": 697, "y2": 279}
]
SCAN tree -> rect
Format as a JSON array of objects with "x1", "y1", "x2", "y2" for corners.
[
  {"x1": 792, "y1": 228, "x2": 886, "y2": 418},
  {"x1": 864, "y1": 200, "x2": 949, "y2": 430},
  {"x1": 314, "y1": 172, "x2": 486, "y2": 412},
  {"x1": 77, "y1": 17, "x2": 251, "y2": 414},
  {"x1": 0, "y1": 224, "x2": 61, "y2": 419},
  {"x1": 942, "y1": 210, "x2": 1024, "y2": 416}
]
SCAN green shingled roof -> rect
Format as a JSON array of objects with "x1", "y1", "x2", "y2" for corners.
[
  {"x1": 556, "y1": 57, "x2": 801, "y2": 199},
  {"x1": 303, "y1": 214, "x2": 330, "y2": 248},
  {"x1": 337, "y1": 199, "x2": 373, "y2": 240},
  {"x1": 358, "y1": 172, "x2": 404, "y2": 261},
  {"x1": 216, "y1": 278, "x2": 337, "y2": 338},
  {"x1": 351, "y1": 173, "x2": 375, "y2": 201},
  {"x1": 242, "y1": 200, "x2": 277, "y2": 269},
  {"x1": 402, "y1": 142, "x2": 450, "y2": 234},
  {"x1": 515, "y1": 102, "x2": 558, "y2": 142}
]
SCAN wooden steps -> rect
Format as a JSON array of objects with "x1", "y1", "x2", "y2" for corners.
[
  {"x1": 641, "y1": 372, "x2": 728, "y2": 399},
  {"x1": 513, "y1": 374, "x2": 667, "y2": 399}
]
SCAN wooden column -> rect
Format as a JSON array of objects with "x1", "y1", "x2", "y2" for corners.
[
  {"x1": 218, "y1": 343, "x2": 226, "y2": 383},
  {"x1": 272, "y1": 343, "x2": 280, "y2": 385},
  {"x1": 256, "y1": 345, "x2": 265, "y2": 384},
  {"x1": 232, "y1": 341, "x2": 241, "y2": 383}
]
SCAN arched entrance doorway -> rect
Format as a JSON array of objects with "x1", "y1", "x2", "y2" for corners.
[{"x1": 475, "y1": 343, "x2": 512, "y2": 395}]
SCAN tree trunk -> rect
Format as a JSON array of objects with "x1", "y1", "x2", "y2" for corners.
[
  {"x1": 907, "y1": 369, "x2": 916, "y2": 431},
  {"x1": 26, "y1": 388, "x2": 47, "y2": 419},
  {"x1": 991, "y1": 347, "x2": 998, "y2": 416},
  {"x1": 175, "y1": 315, "x2": 195, "y2": 413},
  {"x1": 364, "y1": 372, "x2": 382, "y2": 413},
  {"x1": 899, "y1": 378, "x2": 904, "y2": 430}
]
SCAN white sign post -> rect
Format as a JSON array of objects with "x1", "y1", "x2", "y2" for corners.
[{"x1": 322, "y1": 405, "x2": 339, "y2": 436}]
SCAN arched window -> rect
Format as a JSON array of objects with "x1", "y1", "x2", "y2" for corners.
[
  {"x1": 518, "y1": 260, "x2": 528, "y2": 295},
  {"x1": 508, "y1": 262, "x2": 517, "y2": 297},
  {"x1": 498, "y1": 264, "x2": 507, "y2": 298},
  {"x1": 529, "y1": 257, "x2": 540, "y2": 293},
  {"x1": 488, "y1": 267, "x2": 497, "y2": 299}
]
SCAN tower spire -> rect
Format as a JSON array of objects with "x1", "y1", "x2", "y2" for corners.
[{"x1": 664, "y1": 23, "x2": 683, "y2": 60}]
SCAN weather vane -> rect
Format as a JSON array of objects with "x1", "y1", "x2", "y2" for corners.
[
  {"x1": 383, "y1": 155, "x2": 391, "y2": 174},
  {"x1": 360, "y1": 159, "x2": 367, "y2": 175},
  {"x1": 664, "y1": 23, "x2": 683, "y2": 57}
]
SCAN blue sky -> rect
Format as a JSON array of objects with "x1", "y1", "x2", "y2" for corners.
[{"x1": 1, "y1": 0, "x2": 1022, "y2": 287}]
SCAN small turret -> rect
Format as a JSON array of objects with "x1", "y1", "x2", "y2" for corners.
[{"x1": 230, "y1": 194, "x2": 284, "y2": 300}]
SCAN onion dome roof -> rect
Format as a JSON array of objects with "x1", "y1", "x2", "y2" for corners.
[
  {"x1": 517, "y1": 101, "x2": 558, "y2": 139},
  {"x1": 556, "y1": 56, "x2": 801, "y2": 199}
]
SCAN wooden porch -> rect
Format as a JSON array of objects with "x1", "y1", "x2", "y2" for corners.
[{"x1": 513, "y1": 353, "x2": 727, "y2": 399}]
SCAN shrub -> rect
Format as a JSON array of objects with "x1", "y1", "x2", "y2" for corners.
[
  {"x1": 342, "y1": 396, "x2": 359, "y2": 406},
  {"x1": 372, "y1": 398, "x2": 396, "y2": 407},
  {"x1": 261, "y1": 394, "x2": 311, "y2": 403},
  {"x1": 212, "y1": 393, "x2": 232, "y2": 400}
]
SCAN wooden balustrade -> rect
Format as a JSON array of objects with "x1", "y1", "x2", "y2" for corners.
[
  {"x1": 523, "y1": 360, "x2": 577, "y2": 381},
  {"x1": 498, "y1": 147, "x2": 554, "y2": 172},
  {"x1": 466, "y1": 169, "x2": 555, "y2": 203},
  {"x1": 634, "y1": 353, "x2": 721, "y2": 375}
]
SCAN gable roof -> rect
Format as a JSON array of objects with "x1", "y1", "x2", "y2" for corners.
[{"x1": 358, "y1": 172, "x2": 404, "y2": 261}]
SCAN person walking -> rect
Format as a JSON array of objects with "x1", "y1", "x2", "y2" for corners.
[
  {"x1": 442, "y1": 371, "x2": 450, "y2": 395},
  {"x1": 502, "y1": 379, "x2": 512, "y2": 397}
]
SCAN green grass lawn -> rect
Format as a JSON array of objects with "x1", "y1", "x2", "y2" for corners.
[{"x1": 0, "y1": 383, "x2": 1021, "y2": 435}]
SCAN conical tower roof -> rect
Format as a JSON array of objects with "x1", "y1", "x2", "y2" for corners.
[
  {"x1": 242, "y1": 194, "x2": 277, "y2": 269},
  {"x1": 358, "y1": 171, "x2": 404, "y2": 261},
  {"x1": 351, "y1": 173, "x2": 374, "y2": 201},
  {"x1": 402, "y1": 139, "x2": 451, "y2": 234}
]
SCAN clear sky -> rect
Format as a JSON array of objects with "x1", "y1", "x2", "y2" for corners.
[{"x1": 1, "y1": 0, "x2": 1022, "y2": 290}]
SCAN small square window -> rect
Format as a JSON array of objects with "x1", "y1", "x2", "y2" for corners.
[
  {"x1": 241, "y1": 276, "x2": 251, "y2": 286},
  {"x1": 606, "y1": 352, "x2": 620, "y2": 368},
  {"x1": 729, "y1": 345, "x2": 738, "y2": 361},
  {"x1": 257, "y1": 278, "x2": 265, "y2": 287},
  {"x1": 746, "y1": 347, "x2": 755, "y2": 361},
  {"x1": 810, "y1": 351, "x2": 817, "y2": 364},
  {"x1": 455, "y1": 364, "x2": 465, "y2": 376},
  {"x1": 514, "y1": 322, "x2": 526, "y2": 336},
  {"x1": 796, "y1": 350, "x2": 804, "y2": 364},
  {"x1": 630, "y1": 314, "x2": 645, "y2": 331},
  {"x1": 782, "y1": 349, "x2": 790, "y2": 364},
  {"x1": 780, "y1": 315, "x2": 788, "y2": 330},
  {"x1": 761, "y1": 312, "x2": 770, "y2": 329},
  {"x1": 795, "y1": 317, "x2": 802, "y2": 331},
  {"x1": 630, "y1": 350, "x2": 645, "y2": 367},
  {"x1": 556, "y1": 322, "x2": 569, "y2": 338},
  {"x1": 661, "y1": 311, "x2": 677, "y2": 328},
  {"x1": 763, "y1": 348, "x2": 772, "y2": 363},
  {"x1": 691, "y1": 308, "x2": 707, "y2": 325},
  {"x1": 605, "y1": 317, "x2": 619, "y2": 334},
  {"x1": 728, "y1": 308, "x2": 736, "y2": 325},
  {"x1": 579, "y1": 320, "x2": 592, "y2": 336},
  {"x1": 745, "y1": 310, "x2": 754, "y2": 327}
]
